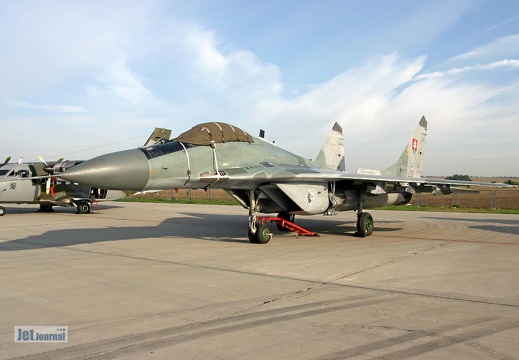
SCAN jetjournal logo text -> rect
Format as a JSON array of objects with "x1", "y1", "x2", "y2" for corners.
[{"x1": 15, "y1": 326, "x2": 68, "y2": 343}]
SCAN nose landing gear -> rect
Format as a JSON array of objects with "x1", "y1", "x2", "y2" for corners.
[{"x1": 247, "y1": 189, "x2": 273, "y2": 244}]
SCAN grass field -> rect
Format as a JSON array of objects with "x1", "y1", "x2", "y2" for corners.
[{"x1": 412, "y1": 188, "x2": 519, "y2": 210}]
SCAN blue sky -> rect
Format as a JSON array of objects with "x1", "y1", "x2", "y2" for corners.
[{"x1": 1, "y1": 0, "x2": 518, "y2": 176}]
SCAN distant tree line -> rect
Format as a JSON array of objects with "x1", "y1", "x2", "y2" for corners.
[
  {"x1": 445, "y1": 174, "x2": 472, "y2": 181},
  {"x1": 505, "y1": 179, "x2": 519, "y2": 185}
]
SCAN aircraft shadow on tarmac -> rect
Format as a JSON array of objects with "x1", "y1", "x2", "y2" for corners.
[
  {"x1": 0, "y1": 203, "x2": 124, "y2": 215},
  {"x1": 422, "y1": 216, "x2": 519, "y2": 236},
  {"x1": 0, "y1": 212, "x2": 404, "y2": 251}
]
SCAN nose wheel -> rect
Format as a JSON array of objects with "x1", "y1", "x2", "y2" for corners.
[{"x1": 248, "y1": 223, "x2": 272, "y2": 244}]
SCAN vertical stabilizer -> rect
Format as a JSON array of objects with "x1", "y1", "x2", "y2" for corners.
[
  {"x1": 315, "y1": 122, "x2": 345, "y2": 171},
  {"x1": 382, "y1": 116, "x2": 427, "y2": 178}
]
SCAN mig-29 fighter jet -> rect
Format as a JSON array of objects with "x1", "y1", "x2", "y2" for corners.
[{"x1": 58, "y1": 117, "x2": 510, "y2": 243}]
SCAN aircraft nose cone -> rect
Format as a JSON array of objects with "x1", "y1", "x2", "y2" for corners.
[{"x1": 61, "y1": 149, "x2": 150, "y2": 191}]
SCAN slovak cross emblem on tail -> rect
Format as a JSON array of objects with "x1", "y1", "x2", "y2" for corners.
[{"x1": 411, "y1": 138, "x2": 418, "y2": 155}]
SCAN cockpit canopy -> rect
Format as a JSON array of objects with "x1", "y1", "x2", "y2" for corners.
[
  {"x1": 174, "y1": 122, "x2": 253, "y2": 145},
  {"x1": 139, "y1": 122, "x2": 254, "y2": 160}
]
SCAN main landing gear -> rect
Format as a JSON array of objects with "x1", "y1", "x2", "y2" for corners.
[
  {"x1": 355, "y1": 212, "x2": 374, "y2": 237},
  {"x1": 355, "y1": 186, "x2": 374, "y2": 237},
  {"x1": 72, "y1": 200, "x2": 92, "y2": 214}
]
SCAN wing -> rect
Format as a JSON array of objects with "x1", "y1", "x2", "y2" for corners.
[
  {"x1": 212, "y1": 162, "x2": 511, "y2": 189},
  {"x1": 217, "y1": 163, "x2": 512, "y2": 216}
]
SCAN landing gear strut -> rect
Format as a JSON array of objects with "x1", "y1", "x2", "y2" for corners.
[
  {"x1": 247, "y1": 189, "x2": 272, "y2": 244},
  {"x1": 355, "y1": 186, "x2": 374, "y2": 237}
]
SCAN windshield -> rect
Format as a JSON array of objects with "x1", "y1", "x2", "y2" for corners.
[{"x1": 139, "y1": 141, "x2": 198, "y2": 160}]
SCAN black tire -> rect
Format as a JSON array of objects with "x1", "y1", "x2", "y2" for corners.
[
  {"x1": 356, "y1": 212, "x2": 374, "y2": 237},
  {"x1": 39, "y1": 204, "x2": 53, "y2": 213},
  {"x1": 276, "y1": 212, "x2": 295, "y2": 231},
  {"x1": 248, "y1": 229, "x2": 259, "y2": 244},
  {"x1": 249, "y1": 224, "x2": 272, "y2": 244},
  {"x1": 78, "y1": 202, "x2": 91, "y2": 214},
  {"x1": 0, "y1": 206, "x2": 5, "y2": 216}
]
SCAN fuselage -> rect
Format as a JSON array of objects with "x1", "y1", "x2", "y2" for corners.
[{"x1": 143, "y1": 136, "x2": 320, "y2": 191}]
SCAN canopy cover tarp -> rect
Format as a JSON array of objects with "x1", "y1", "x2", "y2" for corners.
[{"x1": 175, "y1": 122, "x2": 254, "y2": 145}]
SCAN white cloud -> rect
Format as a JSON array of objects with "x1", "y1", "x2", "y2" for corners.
[
  {"x1": 86, "y1": 56, "x2": 158, "y2": 107},
  {"x1": 185, "y1": 29, "x2": 228, "y2": 74},
  {"x1": 0, "y1": 0, "x2": 154, "y2": 99},
  {"x1": 415, "y1": 59, "x2": 519, "y2": 80},
  {"x1": 447, "y1": 34, "x2": 519, "y2": 64},
  {"x1": 178, "y1": 26, "x2": 283, "y2": 103}
]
